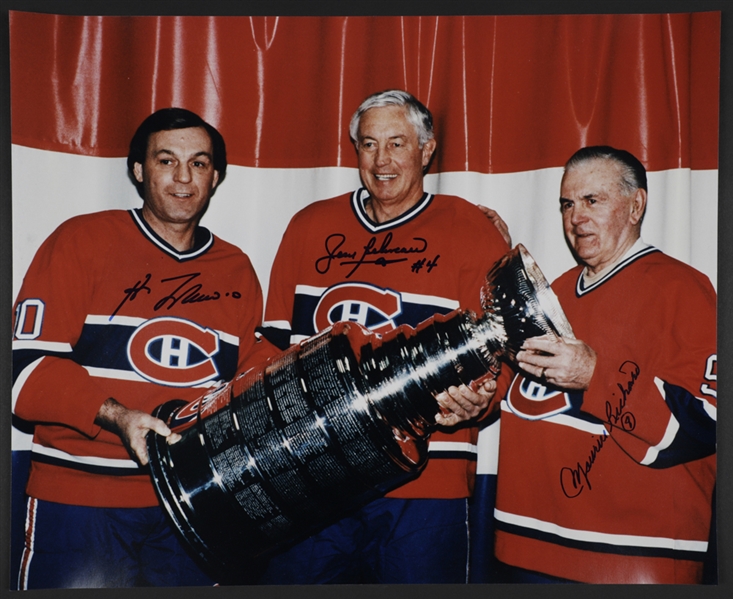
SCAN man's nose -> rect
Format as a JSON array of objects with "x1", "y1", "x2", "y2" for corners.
[
  {"x1": 374, "y1": 146, "x2": 390, "y2": 166},
  {"x1": 174, "y1": 163, "x2": 192, "y2": 183},
  {"x1": 569, "y1": 203, "x2": 587, "y2": 225}
]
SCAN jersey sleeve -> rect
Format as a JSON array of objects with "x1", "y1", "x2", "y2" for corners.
[
  {"x1": 234, "y1": 254, "x2": 280, "y2": 371},
  {"x1": 580, "y1": 271, "x2": 717, "y2": 468},
  {"x1": 259, "y1": 213, "x2": 304, "y2": 350},
  {"x1": 456, "y1": 203, "x2": 512, "y2": 316},
  {"x1": 12, "y1": 219, "x2": 111, "y2": 437}
]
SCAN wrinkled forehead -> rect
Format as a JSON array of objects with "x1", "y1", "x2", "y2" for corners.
[
  {"x1": 561, "y1": 157, "x2": 625, "y2": 196},
  {"x1": 358, "y1": 105, "x2": 415, "y2": 136}
]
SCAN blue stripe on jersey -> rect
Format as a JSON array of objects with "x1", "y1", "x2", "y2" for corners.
[
  {"x1": 72, "y1": 321, "x2": 239, "y2": 384},
  {"x1": 495, "y1": 519, "x2": 706, "y2": 562},
  {"x1": 255, "y1": 325, "x2": 291, "y2": 351},
  {"x1": 428, "y1": 450, "x2": 478, "y2": 461},
  {"x1": 291, "y1": 293, "x2": 454, "y2": 338},
  {"x1": 647, "y1": 380, "x2": 716, "y2": 468}
]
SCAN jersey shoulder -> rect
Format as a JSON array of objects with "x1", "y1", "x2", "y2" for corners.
[
  {"x1": 429, "y1": 194, "x2": 510, "y2": 248},
  {"x1": 51, "y1": 209, "x2": 132, "y2": 239},
  {"x1": 290, "y1": 192, "x2": 353, "y2": 223}
]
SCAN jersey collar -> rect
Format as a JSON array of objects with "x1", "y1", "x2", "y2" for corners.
[
  {"x1": 576, "y1": 238, "x2": 659, "y2": 296},
  {"x1": 351, "y1": 188, "x2": 433, "y2": 232},
  {"x1": 129, "y1": 209, "x2": 214, "y2": 262}
]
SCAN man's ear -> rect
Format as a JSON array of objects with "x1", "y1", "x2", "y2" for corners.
[
  {"x1": 133, "y1": 162, "x2": 144, "y2": 183},
  {"x1": 421, "y1": 138, "x2": 437, "y2": 167},
  {"x1": 630, "y1": 187, "x2": 647, "y2": 226}
]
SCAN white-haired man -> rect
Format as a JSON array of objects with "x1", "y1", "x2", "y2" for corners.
[{"x1": 257, "y1": 89, "x2": 511, "y2": 583}]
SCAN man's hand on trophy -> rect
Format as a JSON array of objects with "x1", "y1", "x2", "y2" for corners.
[
  {"x1": 95, "y1": 398, "x2": 182, "y2": 466},
  {"x1": 434, "y1": 379, "x2": 496, "y2": 426},
  {"x1": 516, "y1": 335, "x2": 596, "y2": 390}
]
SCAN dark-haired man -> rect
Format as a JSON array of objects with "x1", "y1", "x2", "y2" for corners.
[
  {"x1": 492, "y1": 146, "x2": 717, "y2": 583},
  {"x1": 257, "y1": 90, "x2": 511, "y2": 583},
  {"x1": 12, "y1": 108, "x2": 271, "y2": 588}
]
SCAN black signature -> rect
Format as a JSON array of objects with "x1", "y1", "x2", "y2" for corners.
[
  {"x1": 111, "y1": 272, "x2": 237, "y2": 318},
  {"x1": 559, "y1": 361, "x2": 639, "y2": 498},
  {"x1": 315, "y1": 233, "x2": 428, "y2": 278},
  {"x1": 605, "y1": 361, "x2": 639, "y2": 432},
  {"x1": 560, "y1": 434, "x2": 608, "y2": 498}
]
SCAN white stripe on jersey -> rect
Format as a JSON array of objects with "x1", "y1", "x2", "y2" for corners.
[
  {"x1": 83, "y1": 365, "x2": 222, "y2": 388},
  {"x1": 494, "y1": 508, "x2": 708, "y2": 553},
  {"x1": 87, "y1": 314, "x2": 147, "y2": 327},
  {"x1": 12, "y1": 340, "x2": 72, "y2": 352},
  {"x1": 294, "y1": 284, "x2": 327, "y2": 297},
  {"x1": 31, "y1": 442, "x2": 140, "y2": 470},
  {"x1": 399, "y1": 292, "x2": 459, "y2": 310},
  {"x1": 17, "y1": 497, "x2": 37, "y2": 590},
  {"x1": 262, "y1": 319, "x2": 292, "y2": 330},
  {"x1": 640, "y1": 396, "x2": 680, "y2": 466},
  {"x1": 501, "y1": 399, "x2": 608, "y2": 436},
  {"x1": 428, "y1": 441, "x2": 478, "y2": 454}
]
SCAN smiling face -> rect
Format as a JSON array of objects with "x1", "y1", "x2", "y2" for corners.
[
  {"x1": 134, "y1": 126, "x2": 220, "y2": 248},
  {"x1": 560, "y1": 158, "x2": 646, "y2": 275},
  {"x1": 355, "y1": 105, "x2": 436, "y2": 220}
]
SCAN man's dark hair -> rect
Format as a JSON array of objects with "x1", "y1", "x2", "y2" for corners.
[
  {"x1": 127, "y1": 107, "x2": 227, "y2": 198},
  {"x1": 565, "y1": 145, "x2": 647, "y2": 195}
]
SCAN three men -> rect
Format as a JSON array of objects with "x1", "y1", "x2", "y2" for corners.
[
  {"x1": 493, "y1": 146, "x2": 717, "y2": 583},
  {"x1": 12, "y1": 108, "x2": 271, "y2": 588},
  {"x1": 257, "y1": 89, "x2": 510, "y2": 583}
]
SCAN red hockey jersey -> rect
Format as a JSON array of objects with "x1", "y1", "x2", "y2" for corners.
[
  {"x1": 12, "y1": 209, "x2": 271, "y2": 508},
  {"x1": 494, "y1": 246, "x2": 717, "y2": 583},
  {"x1": 261, "y1": 189, "x2": 510, "y2": 499}
]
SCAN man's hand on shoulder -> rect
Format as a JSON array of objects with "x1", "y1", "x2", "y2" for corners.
[
  {"x1": 477, "y1": 204, "x2": 512, "y2": 247},
  {"x1": 95, "y1": 398, "x2": 181, "y2": 466}
]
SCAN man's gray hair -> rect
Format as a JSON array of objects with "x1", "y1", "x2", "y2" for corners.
[
  {"x1": 349, "y1": 89, "x2": 434, "y2": 147},
  {"x1": 565, "y1": 145, "x2": 647, "y2": 197}
]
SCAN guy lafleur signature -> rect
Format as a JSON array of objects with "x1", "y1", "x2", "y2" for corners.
[
  {"x1": 559, "y1": 361, "x2": 640, "y2": 498},
  {"x1": 315, "y1": 233, "x2": 428, "y2": 278},
  {"x1": 111, "y1": 272, "x2": 239, "y2": 318}
]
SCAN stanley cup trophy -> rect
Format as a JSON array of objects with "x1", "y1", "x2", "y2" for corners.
[{"x1": 146, "y1": 244, "x2": 574, "y2": 583}]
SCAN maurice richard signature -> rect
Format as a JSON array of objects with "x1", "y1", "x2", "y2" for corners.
[
  {"x1": 559, "y1": 361, "x2": 640, "y2": 498},
  {"x1": 315, "y1": 233, "x2": 428, "y2": 278},
  {"x1": 111, "y1": 272, "x2": 239, "y2": 319}
]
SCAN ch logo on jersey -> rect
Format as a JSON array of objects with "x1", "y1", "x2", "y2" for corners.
[
  {"x1": 127, "y1": 317, "x2": 220, "y2": 387},
  {"x1": 314, "y1": 283, "x2": 402, "y2": 334},
  {"x1": 506, "y1": 375, "x2": 572, "y2": 420}
]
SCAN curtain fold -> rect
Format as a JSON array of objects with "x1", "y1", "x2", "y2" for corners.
[{"x1": 10, "y1": 12, "x2": 719, "y2": 172}]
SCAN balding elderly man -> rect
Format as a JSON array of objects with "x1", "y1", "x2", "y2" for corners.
[{"x1": 492, "y1": 146, "x2": 717, "y2": 584}]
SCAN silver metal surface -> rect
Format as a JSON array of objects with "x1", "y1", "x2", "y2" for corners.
[{"x1": 146, "y1": 243, "x2": 573, "y2": 582}]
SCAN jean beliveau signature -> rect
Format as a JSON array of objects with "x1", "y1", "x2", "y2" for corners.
[
  {"x1": 315, "y1": 233, "x2": 428, "y2": 278},
  {"x1": 559, "y1": 361, "x2": 640, "y2": 498},
  {"x1": 111, "y1": 272, "x2": 239, "y2": 319}
]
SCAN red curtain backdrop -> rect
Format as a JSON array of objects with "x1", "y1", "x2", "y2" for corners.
[
  {"x1": 7, "y1": 11, "x2": 721, "y2": 590},
  {"x1": 10, "y1": 12, "x2": 719, "y2": 173}
]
